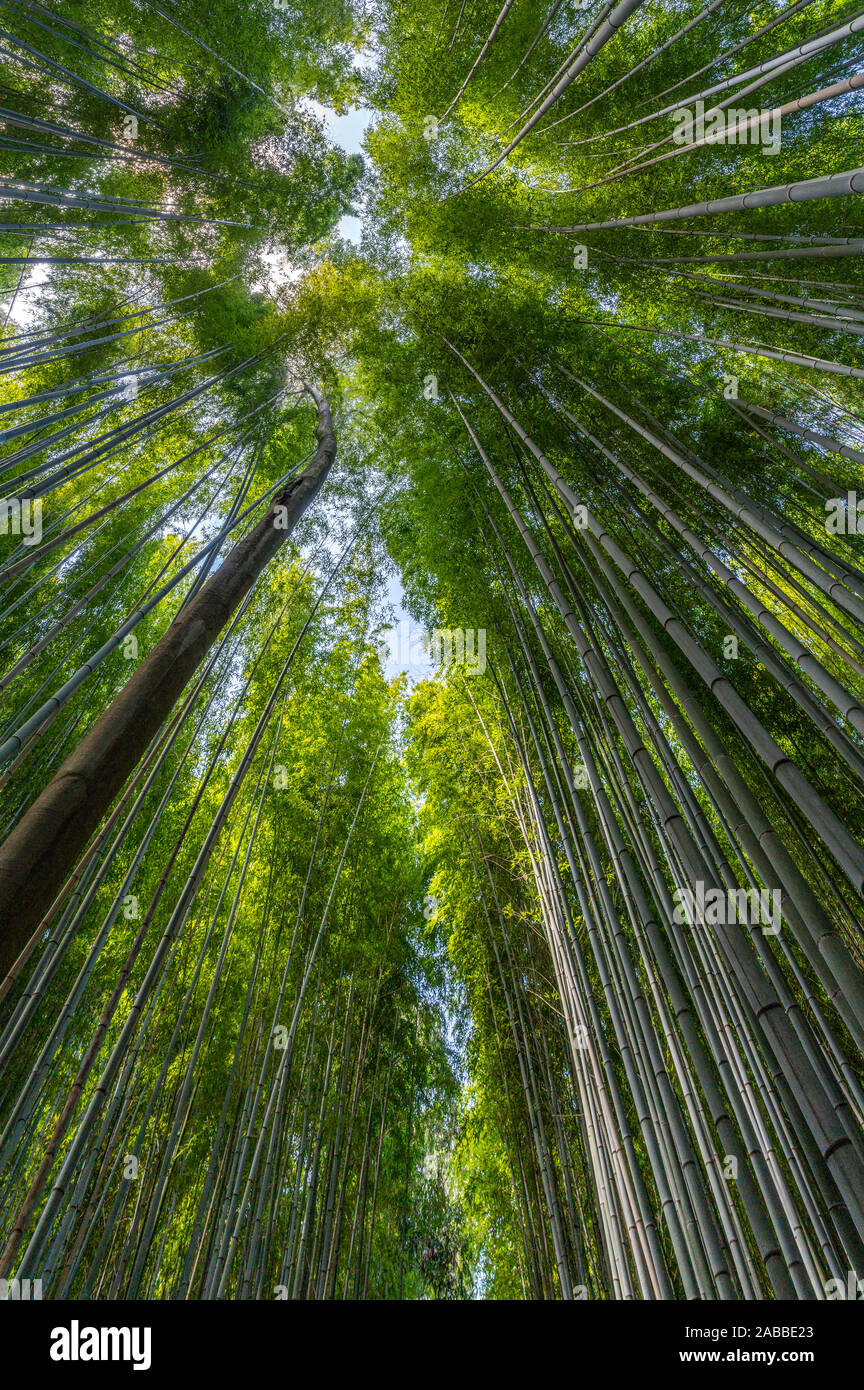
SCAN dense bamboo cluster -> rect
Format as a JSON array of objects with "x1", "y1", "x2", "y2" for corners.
[{"x1": 0, "y1": 0, "x2": 863, "y2": 1299}]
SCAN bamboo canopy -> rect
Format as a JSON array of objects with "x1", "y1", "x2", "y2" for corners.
[{"x1": 0, "y1": 0, "x2": 863, "y2": 1303}]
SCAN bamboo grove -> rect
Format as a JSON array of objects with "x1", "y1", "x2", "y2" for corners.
[{"x1": 0, "y1": 0, "x2": 862, "y2": 1302}]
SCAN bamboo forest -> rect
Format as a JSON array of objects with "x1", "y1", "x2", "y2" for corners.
[{"x1": 0, "y1": 0, "x2": 863, "y2": 1314}]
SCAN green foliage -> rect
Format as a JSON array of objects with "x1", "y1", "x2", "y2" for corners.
[{"x1": 1, "y1": 0, "x2": 864, "y2": 1302}]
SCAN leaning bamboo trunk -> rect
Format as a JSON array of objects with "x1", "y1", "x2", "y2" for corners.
[{"x1": 0, "y1": 386, "x2": 336, "y2": 972}]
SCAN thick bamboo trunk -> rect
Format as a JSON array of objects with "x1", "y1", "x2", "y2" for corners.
[
  {"x1": 0, "y1": 386, "x2": 336, "y2": 972},
  {"x1": 555, "y1": 166, "x2": 864, "y2": 233}
]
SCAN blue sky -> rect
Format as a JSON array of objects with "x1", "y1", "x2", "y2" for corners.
[
  {"x1": 303, "y1": 101, "x2": 375, "y2": 244},
  {"x1": 304, "y1": 102, "x2": 432, "y2": 680},
  {"x1": 382, "y1": 572, "x2": 434, "y2": 684}
]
